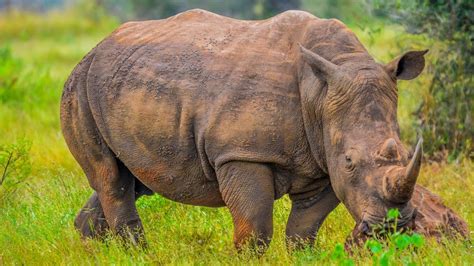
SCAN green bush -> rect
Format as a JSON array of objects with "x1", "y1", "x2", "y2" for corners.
[
  {"x1": 0, "y1": 44, "x2": 60, "y2": 110},
  {"x1": 0, "y1": 140, "x2": 32, "y2": 201},
  {"x1": 0, "y1": 45, "x2": 22, "y2": 104},
  {"x1": 0, "y1": 5, "x2": 117, "y2": 42},
  {"x1": 373, "y1": 0, "x2": 473, "y2": 160},
  {"x1": 311, "y1": 208, "x2": 428, "y2": 266}
]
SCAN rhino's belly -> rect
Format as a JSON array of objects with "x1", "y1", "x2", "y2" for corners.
[
  {"x1": 135, "y1": 166, "x2": 224, "y2": 207},
  {"x1": 122, "y1": 153, "x2": 224, "y2": 207}
]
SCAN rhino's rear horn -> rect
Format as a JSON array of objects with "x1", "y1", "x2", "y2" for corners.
[
  {"x1": 383, "y1": 138, "x2": 423, "y2": 203},
  {"x1": 379, "y1": 138, "x2": 399, "y2": 160}
]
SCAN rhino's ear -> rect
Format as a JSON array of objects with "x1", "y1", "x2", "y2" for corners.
[
  {"x1": 298, "y1": 43, "x2": 340, "y2": 80},
  {"x1": 384, "y1": 50, "x2": 428, "y2": 80}
]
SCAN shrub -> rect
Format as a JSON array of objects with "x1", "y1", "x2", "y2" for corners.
[
  {"x1": 372, "y1": 0, "x2": 473, "y2": 160},
  {"x1": 0, "y1": 140, "x2": 32, "y2": 201},
  {"x1": 0, "y1": 44, "x2": 59, "y2": 110},
  {"x1": 0, "y1": 45, "x2": 22, "y2": 104},
  {"x1": 318, "y1": 208, "x2": 427, "y2": 265}
]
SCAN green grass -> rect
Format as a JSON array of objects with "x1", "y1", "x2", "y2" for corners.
[{"x1": 0, "y1": 8, "x2": 472, "y2": 265}]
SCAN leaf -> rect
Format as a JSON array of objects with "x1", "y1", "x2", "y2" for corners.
[
  {"x1": 379, "y1": 250, "x2": 392, "y2": 266},
  {"x1": 410, "y1": 233, "x2": 425, "y2": 248},
  {"x1": 331, "y1": 243, "x2": 346, "y2": 260},
  {"x1": 365, "y1": 239, "x2": 383, "y2": 254},
  {"x1": 387, "y1": 208, "x2": 400, "y2": 220},
  {"x1": 394, "y1": 234, "x2": 410, "y2": 250}
]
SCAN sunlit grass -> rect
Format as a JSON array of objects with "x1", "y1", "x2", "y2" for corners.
[{"x1": 0, "y1": 8, "x2": 472, "y2": 265}]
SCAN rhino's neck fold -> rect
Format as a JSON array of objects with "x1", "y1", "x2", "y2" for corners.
[{"x1": 297, "y1": 62, "x2": 329, "y2": 174}]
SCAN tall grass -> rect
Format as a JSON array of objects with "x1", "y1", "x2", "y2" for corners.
[{"x1": 0, "y1": 7, "x2": 472, "y2": 265}]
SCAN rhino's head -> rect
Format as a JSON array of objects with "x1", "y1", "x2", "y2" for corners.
[{"x1": 300, "y1": 45, "x2": 428, "y2": 235}]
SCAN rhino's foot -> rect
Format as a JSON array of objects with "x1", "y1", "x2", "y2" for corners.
[
  {"x1": 114, "y1": 218, "x2": 147, "y2": 248},
  {"x1": 75, "y1": 192, "x2": 147, "y2": 247},
  {"x1": 74, "y1": 192, "x2": 109, "y2": 239}
]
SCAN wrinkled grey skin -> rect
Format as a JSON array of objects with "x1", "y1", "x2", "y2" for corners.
[{"x1": 61, "y1": 9, "x2": 427, "y2": 251}]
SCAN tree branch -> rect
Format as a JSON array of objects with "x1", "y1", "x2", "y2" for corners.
[{"x1": 0, "y1": 151, "x2": 13, "y2": 185}]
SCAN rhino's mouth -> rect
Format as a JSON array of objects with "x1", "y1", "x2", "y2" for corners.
[{"x1": 357, "y1": 207, "x2": 417, "y2": 236}]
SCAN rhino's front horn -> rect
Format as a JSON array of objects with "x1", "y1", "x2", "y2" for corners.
[
  {"x1": 404, "y1": 138, "x2": 423, "y2": 190},
  {"x1": 383, "y1": 138, "x2": 423, "y2": 203}
]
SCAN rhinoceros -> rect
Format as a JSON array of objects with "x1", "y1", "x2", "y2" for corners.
[{"x1": 61, "y1": 9, "x2": 428, "y2": 250}]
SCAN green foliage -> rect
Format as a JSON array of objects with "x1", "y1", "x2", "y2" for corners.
[
  {"x1": 329, "y1": 243, "x2": 355, "y2": 265},
  {"x1": 255, "y1": 0, "x2": 301, "y2": 18},
  {"x1": 0, "y1": 44, "x2": 57, "y2": 109},
  {"x1": 0, "y1": 7, "x2": 117, "y2": 42},
  {"x1": 99, "y1": 0, "x2": 300, "y2": 20},
  {"x1": 295, "y1": 209, "x2": 429, "y2": 265},
  {"x1": 362, "y1": 209, "x2": 427, "y2": 266},
  {"x1": 0, "y1": 45, "x2": 22, "y2": 104},
  {"x1": 302, "y1": 0, "x2": 373, "y2": 24},
  {"x1": 0, "y1": 140, "x2": 31, "y2": 201},
  {"x1": 107, "y1": 0, "x2": 374, "y2": 21},
  {"x1": 0, "y1": 7, "x2": 118, "y2": 169},
  {"x1": 373, "y1": 0, "x2": 474, "y2": 160},
  {"x1": 386, "y1": 208, "x2": 400, "y2": 221},
  {"x1": 365, "y1": 232, "x2": 427, "y2": 265}
]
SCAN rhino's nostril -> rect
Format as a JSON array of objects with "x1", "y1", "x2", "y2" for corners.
[
  {"x1": 412, "y1": 208, "x2": 418, "y2": 220},
  {"x1": 359, "y1": 221, "x2": 370, "y2": 235}
]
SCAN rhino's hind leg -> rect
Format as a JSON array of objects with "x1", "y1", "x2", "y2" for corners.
[
  {"x1": 217, "y1": 162, "x2": 275, "y2": 253},
  {"x1": 286, "y1": 184, "x2": 340, "y2": 250},
  {"x1": 71, "y1": 157, "x2": 145, "y2": 245},
  {"x1": 75, "y1": 191, "x2": 109, "y2": 239},
  {"x1": 75, "y1": 176, "x2": 153, "y2": 240},
  {"x1": 63, "y1": 119, "x2": 145, "y2": 244},
  {"x1": 98, "y1": 160, "x2": 148, "y2": 245},
  {"x1": 61, "y1": 67, "x2": 146, "y2": 245}
]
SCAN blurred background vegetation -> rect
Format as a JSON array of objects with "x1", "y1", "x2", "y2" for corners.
[{"x1": 0, "y1": 0, "x2": 472, "y2": 264}]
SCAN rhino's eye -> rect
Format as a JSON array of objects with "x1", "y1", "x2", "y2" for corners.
[{"x1": 345, "y1": 155, "x2": 353, "y2": 169}]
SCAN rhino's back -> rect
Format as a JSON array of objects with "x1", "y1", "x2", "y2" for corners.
[{"x1": 88, "y1": 9, "x2": 319, "y2": 99}]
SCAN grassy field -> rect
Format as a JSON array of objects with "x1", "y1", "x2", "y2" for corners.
[{"x1": 0, "y1": 8, "x2": 472, "y2": 265}]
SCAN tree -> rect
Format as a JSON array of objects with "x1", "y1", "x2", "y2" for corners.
[{"x1": 374, "y1": 0, "x2": 473, "y2": 160}]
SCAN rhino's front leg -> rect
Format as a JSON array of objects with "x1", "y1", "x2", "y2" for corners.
[
  {"x1": 217, "y1": 161, "x2": 274, "y2": 253},
  {"x1": 286, "y1": 184, "x2": 340, "y2": 250}
]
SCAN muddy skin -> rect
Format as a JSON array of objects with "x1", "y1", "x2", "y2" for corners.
[
  {"x1": 410, "y1": 185, "x2": 469, "y2": 239},
  {"x1": 61, "y1": 9, "x2": 430, "y2": 252}
]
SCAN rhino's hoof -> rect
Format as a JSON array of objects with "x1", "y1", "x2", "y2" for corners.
[{"x1": 74, "y1": 208, "x2": 109, "y2": 239}]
